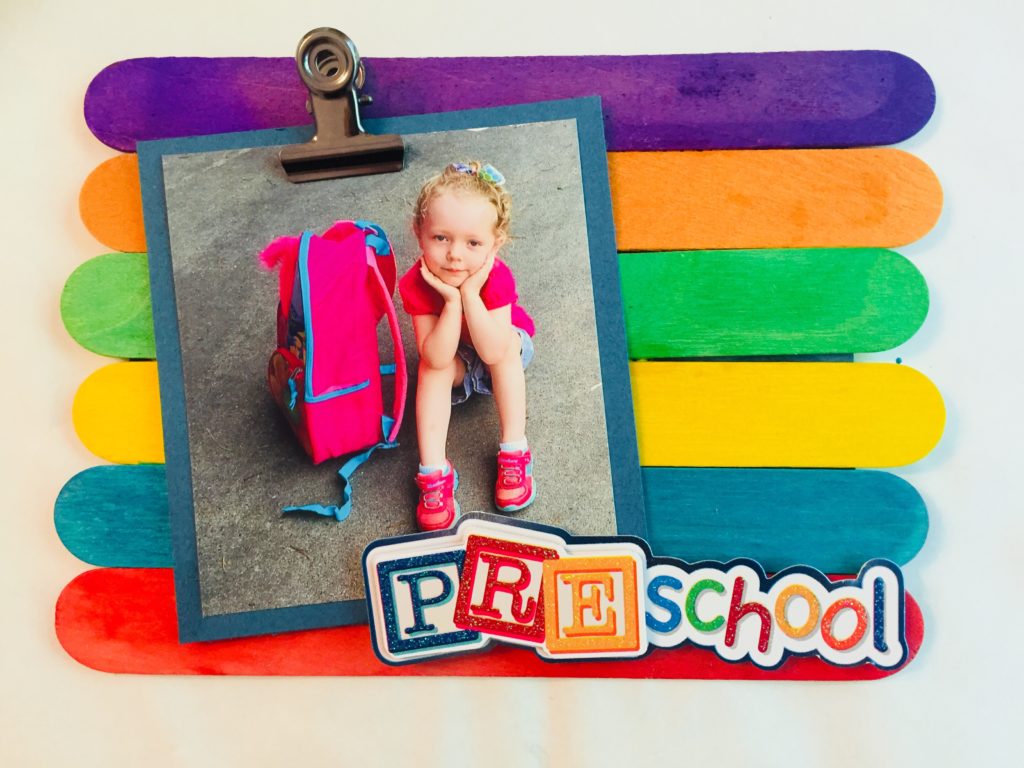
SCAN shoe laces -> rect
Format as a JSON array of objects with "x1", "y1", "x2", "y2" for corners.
[
  {"x1": 418, "y1": 474, "x2": 447, "y2": 509},
  {"x1": 498, "y1": 454, "x2": 524, "y2": 488}
]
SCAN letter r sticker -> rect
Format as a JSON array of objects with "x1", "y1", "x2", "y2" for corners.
[{"x1": 454, "y1": 534, "x2": 560, "y2": 643}]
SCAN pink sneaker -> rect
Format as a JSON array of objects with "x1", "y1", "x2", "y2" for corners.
[
  {"x1": 415, "y1": 462, "x2": 459, "y2": 531},
  {"x1": 495, "y1": 449, "x2": 536, "y2": 512}
]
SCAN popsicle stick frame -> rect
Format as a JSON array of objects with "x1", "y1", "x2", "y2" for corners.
[{"x1": 57, "y1": 48, "x2": 944, "y2": 678}]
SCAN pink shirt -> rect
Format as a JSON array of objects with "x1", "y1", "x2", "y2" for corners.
[{"x1": 398, "y1": 258, "x2": 536, "y2": 342}]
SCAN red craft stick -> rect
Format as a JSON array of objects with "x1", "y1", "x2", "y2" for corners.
[{"x1": 56, "y1": 568, "x2": 922, "y2": 679}]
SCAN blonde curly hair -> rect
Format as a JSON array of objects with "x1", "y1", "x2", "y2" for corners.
[{"x1": 413, "y1": 161, "x2": 512, "y2": 241}]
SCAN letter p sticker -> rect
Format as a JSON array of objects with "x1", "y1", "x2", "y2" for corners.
[
  {"x1": 396, "y1": 569, "x2": 454, "y2": 636},
  {"x1": 368, "y1": 549, "x2": 484, "y2": 664}
]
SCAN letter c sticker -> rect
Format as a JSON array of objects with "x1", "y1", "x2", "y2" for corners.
[{"x1": 686, "y1": 579, "x2": 726, "y2": 632}]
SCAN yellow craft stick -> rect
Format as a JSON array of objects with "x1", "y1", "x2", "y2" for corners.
[
  {"x1": 631, "y1": 361, "x2": 945, "y2": 467},
  {"x1": 79, "y1": 149, "x2": 943, "y2": 254},
  {"x1": 72, "y1": 361, "x2": 164, "y2": 464},
  {"x1": 72, "y1": 361, "x2": 944, "y2": 469}
]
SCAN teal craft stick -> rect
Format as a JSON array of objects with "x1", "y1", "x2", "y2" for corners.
[
  {"x1": 55, "y1": 464, "x2": 927, "y2": 573},
  {"x1": 55, "y1": 465, "x2": 172, "y2": 568},
  {"x1": 643, "y1": 467, "x2": 928, "y2": 570}
]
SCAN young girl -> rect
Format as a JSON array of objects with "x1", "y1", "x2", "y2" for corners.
[{"x1": 398, "y1": 162, "x2": 536, "y2": 531}]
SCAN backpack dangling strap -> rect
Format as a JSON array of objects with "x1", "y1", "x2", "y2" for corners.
[{"x1": 281, "y1": 436, "x2": 396, "y2": 522}]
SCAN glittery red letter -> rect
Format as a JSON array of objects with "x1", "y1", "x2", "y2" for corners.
[
  {"x1": 470, "y1": 553, "x2": 537, "y2": 624},
  {"x1": 724, "y1": 576, "x2": 772, "y2": 653}
]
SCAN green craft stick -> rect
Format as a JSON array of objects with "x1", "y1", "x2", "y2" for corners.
[
  {"x1": 621, "y1": 248, "x2": 928, "y2": 358},
  {"x1": 60, "y1": 248, "x2": 926, "y2": 360},
  {"x1": 60, "y1": 252, "x2": 154, "y2": 359}
]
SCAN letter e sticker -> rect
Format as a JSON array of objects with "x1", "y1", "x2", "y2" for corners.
[{"x1": 541, "y1": 552, "x2": 648, "y2": 659}]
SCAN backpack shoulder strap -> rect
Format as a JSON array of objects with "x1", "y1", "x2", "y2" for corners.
[
  {"x1": 366, "y1": 244, "x2": 407, "y2": 443},
  {"x1": 355, "y1": 219, "x2": 396, "y2": 294}
]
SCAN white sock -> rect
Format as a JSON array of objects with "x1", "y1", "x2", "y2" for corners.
[
  {"x1": 500, "y1": 437, "x2": 529, "y2": 453},
  {"x1": 419, "y1": 463, "x2": 450, "y2": 475}
]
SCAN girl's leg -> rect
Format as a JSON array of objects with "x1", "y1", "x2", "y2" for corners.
[
  {"x1": 489, "y1": 330, "x2": 532, "y2": 510},
  {"x1": 415, "y1": 356, "x2": 466, "y2": 467},
  {"x1": 414, "y1": 356, "x2": 466, "y2": 531},
  {"x1": 489, "y1": 329, "x2": 527, "y2": 444}
]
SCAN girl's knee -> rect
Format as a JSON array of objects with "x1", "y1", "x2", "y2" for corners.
[
  {"x1": 489, "y1": 333, "x2": 525, "y2": 382},
  {"x1": 499, "y1": 330, "x2": 523, "y2": 368},
  {"x1": 418, "y1": 356, "x2": 466, "y2": 387}
]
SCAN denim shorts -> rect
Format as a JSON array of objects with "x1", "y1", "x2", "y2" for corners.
[{"x1": 452, "y1": 327, "x2": 534, "y2": 405}]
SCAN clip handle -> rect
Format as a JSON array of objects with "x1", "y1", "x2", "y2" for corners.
[
  {"x1": 280, "y1": 27, "x2": 405, "y2": 182},
  {"x1": 296, "y1": 28, "x2": 366, "y2": 142}
]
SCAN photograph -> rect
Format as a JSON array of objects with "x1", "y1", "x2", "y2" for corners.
[{"x1": 140, "y1": 100, "x2": 645, "y2": 641}]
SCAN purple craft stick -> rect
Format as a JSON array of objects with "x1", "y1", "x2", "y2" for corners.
[{"x1": 84, "y1": 51, "x2": 934, "y2": 153}]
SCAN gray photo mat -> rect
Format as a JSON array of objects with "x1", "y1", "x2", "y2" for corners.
[{"x1": 160, "y1": 120, "x2": 617, "y2": 619}]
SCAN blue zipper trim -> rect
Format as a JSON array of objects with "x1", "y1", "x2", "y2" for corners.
[{"x1": 306, "y1": 378, "x2": 371, "y2": 403}]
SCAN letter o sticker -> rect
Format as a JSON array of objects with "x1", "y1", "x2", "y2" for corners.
[
  {"x1": 821, "y1": 598, "x2": 868, "y2": 651},
  {"x1": 774, "y1": 584, "x2": 820, "y2": 639}
]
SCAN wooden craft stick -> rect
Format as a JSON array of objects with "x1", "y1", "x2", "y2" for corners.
[
  {"x1": 60, "y1": 252, "x2": 153, "y2": 360},
  {"x1": 83, "y1": 52, "x2": 935, "y2": 152},
  {"x1": 61, "y1": 249, "x2": 927, "y2": 361},
  {"x1": 55, "y1": 567, "x2": 923, "y2": 679},
  {"x1": 54, "y1": 464, "x2": 928, "y2": 573},
  {"x1": 79, "y1": 149, "x2": 943, "y2": 254},
  {"x1": 78, "y1": 154, "x2": 147, "y2": 254},
  {"x1": 608, "y1": 150, "x2": 942, "y2": 250},
  {"x1": 71, "y1": 361, "x2": 944, "y2": 468},
  {"x1": 632, "y1": 361, "x2": 944, "y2": 467},
  {"x1": 72, "y1": 361, "x2": 163, "y2": 464},
  {"x1": 621, "y1": 248, "x2": 927, "y2": 356}
]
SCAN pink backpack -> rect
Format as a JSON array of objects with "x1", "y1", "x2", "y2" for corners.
[{"x1": 260, "y1": 220, "x2": 407, "y2": 520}]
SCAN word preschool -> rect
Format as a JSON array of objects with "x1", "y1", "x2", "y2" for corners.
[{"x1": 363, "y1": 516, "x2": 908, "y2": 668}]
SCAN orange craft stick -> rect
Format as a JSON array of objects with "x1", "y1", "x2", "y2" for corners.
[
  {"x1": 79, "y1": 154, "x2": 147, "y2": 253},
  {"x1": 608, "y1": 149, "x2": 942, "y2": 250},
  {"x1": 79, "y1": 149, "x2": 943, "y2": 254}
]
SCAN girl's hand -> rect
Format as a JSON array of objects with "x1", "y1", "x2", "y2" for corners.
[
  {"x1": 460, "y1": 252, "x2": 495, "y2": 298},
  {"x1": 420, "y1": 261, "x2": 462, "y2": 305}
]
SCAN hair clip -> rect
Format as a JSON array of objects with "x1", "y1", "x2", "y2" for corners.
[
  {"x1": 478, "y1": 164, "x2": 505, "y2": 186},
  {"x1": 448, "y1": 162, "x2": 505, "y2": 186}
]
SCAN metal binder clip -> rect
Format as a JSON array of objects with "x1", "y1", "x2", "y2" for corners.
[{"x1": 280, "y1": 28, "x2": 405, "y2": 183}]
